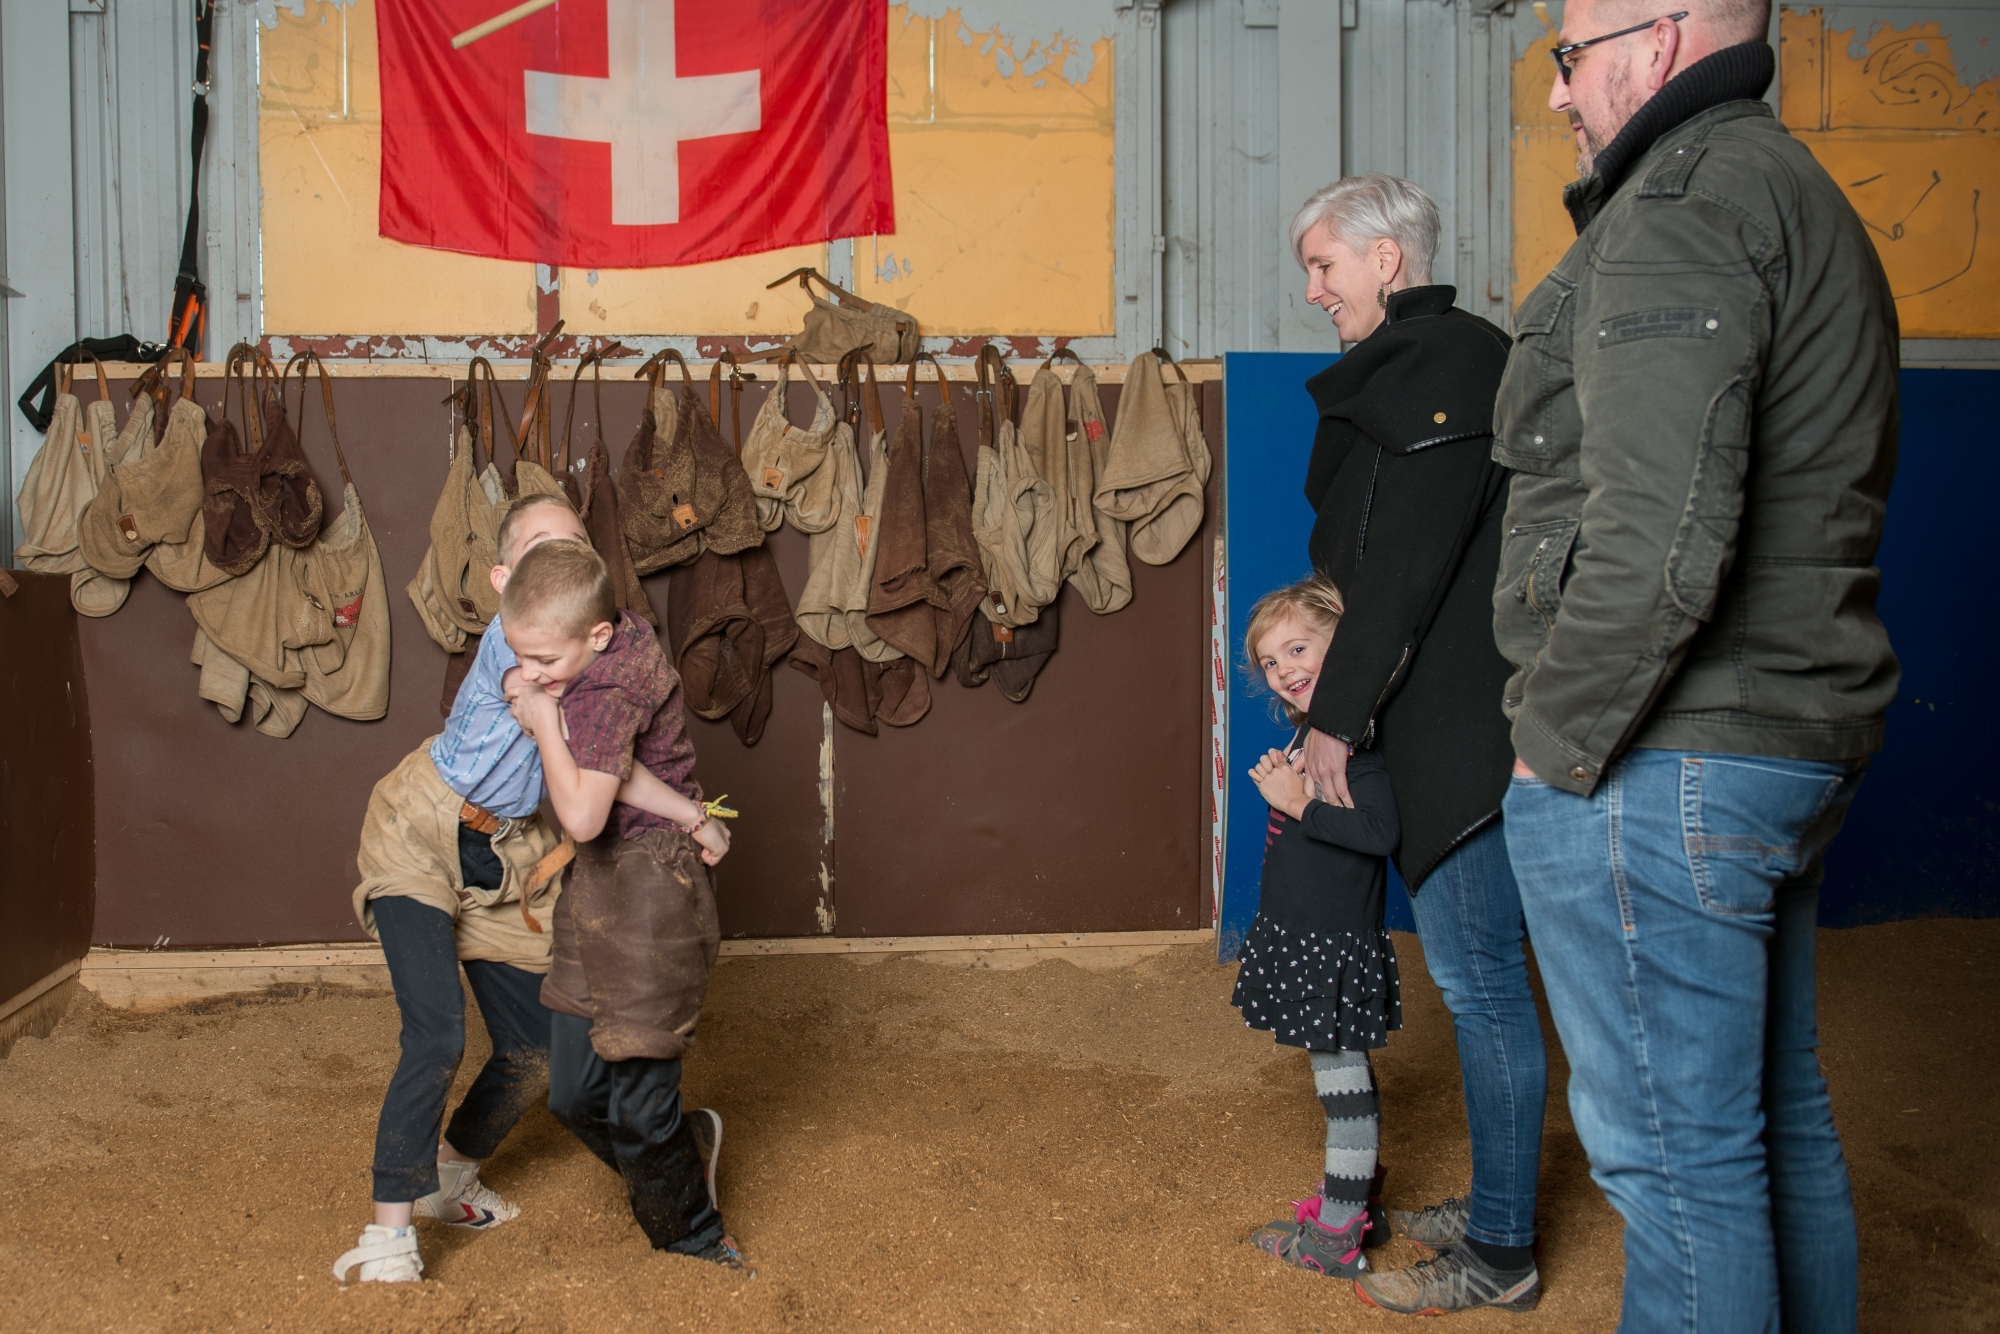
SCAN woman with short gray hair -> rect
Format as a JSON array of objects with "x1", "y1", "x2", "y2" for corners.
[
  {"x1": 1287, "y1": 173, "x2": 1443, "y2": 296},
  {"x1": 1245, "y1": 173, "x2": 1550, "y2": 1314}
]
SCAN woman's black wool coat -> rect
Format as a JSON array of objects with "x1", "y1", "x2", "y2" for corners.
[{"x1": 1302, "y1": 284, "x2": 1516, "y2": 891}]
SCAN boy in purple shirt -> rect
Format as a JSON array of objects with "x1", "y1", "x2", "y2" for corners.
[
  {"x1": 500, "y1": 538, "x2": 741, "y2": 1266},
  {"x1": 336, "y1": 496, "x2": 698, "y2": 1286}
]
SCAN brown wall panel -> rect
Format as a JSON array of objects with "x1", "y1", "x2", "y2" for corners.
[
  {"x1": 74, "y1": 369, "x2": 1217, "y2": 948},
  {"x1": 826, "y1": 382, "x2": 1219, "y2": 938},
  {"x1": 649, "y1": 526, "x2": 833, "y2": 942},
  {"x1": 81, "y1": 379, "x2": 465, "y2": 947},
  {"x1": 1, "y1": 573, "x2": 95, "y2": 994}
]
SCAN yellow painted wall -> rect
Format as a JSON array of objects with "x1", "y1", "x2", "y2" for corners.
[
  {"x1": 1780, "y1": 8, "x2": 1998, "y2": 338},
  {"x1": 855, "y1": 10, "x2": 1116, "y2": 334},
  {"x1": 1511, "y1": 25, "x2": 1577, "y2": 315},
  {"x1": 1510, "y1": 7, "x2": 2000, "y2": 338},
  {"x1": 258, "y1": 2, "x2": 1115, "y2": 339},
  {"x1": 259, "y1": 0, "x2": 536, "y2": 335}
]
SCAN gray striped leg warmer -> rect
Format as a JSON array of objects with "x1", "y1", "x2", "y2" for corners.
[{"x1": 1311, "y1": 1049, "x2": 1379, "y2": 1215}]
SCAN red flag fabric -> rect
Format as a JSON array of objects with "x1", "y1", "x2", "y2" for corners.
[{"x1": 378, "y1": 0, "x2": 893, "y2": 269}]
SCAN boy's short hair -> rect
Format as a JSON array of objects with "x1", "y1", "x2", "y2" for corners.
[
  {"x1": 496, "y1": 492, "x2": 581, "y2": 567},
  {"x1": 1242, "y1": 575, "x2": 1345, "y2": 724},
  {"x1": 499, "y1": 538, "x2": 617, "y2": 639}
]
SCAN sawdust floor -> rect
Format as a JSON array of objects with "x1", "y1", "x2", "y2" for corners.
[{"x1": 0, "y1": 920, "x2": 1994, "y2": 1333}]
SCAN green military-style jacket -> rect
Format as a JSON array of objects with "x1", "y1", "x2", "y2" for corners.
[{"x1": 1492, "y1": 42, "x2": 1901, "y2": 796}]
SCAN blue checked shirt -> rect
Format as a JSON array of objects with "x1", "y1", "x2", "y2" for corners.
[{"x1": 429, "y1": 617, "x2": 544, "y2": 818}]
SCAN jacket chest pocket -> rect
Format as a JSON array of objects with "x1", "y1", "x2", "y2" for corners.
[
  {"x1": 1494, "y1": 275, "x2": 1581, "y2": 475},
  {"x1": 1498, "y1": 518, "x2": 1580, "y2": 633}
]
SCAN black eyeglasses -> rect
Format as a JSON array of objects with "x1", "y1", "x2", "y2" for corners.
[{"x1": 1549, "y1": 12, "x2": 1687, "y2": 83}]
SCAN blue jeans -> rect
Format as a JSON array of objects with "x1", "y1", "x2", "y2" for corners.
[
  {"x1": 1504, "y1": 749, "x2": 1863, "y2": 1334},
  {"x1": 1407, "y1": 820, "x2": 1546, "y2": 1248},
  {"x1": 371, "y1": 894, "x2": 554, "y2": 1202}
]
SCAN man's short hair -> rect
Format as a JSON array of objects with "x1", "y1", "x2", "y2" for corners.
[
  {"x1": 1289, "y1": 173, "x2": 1442, "y2": 285},
  {"x1": 498, "y1": 538, "x2": 617, "y2": 639},
  {"x1": 496, "y1": 492, "x2": 581, "y2": 567},
  {"x1": 1604, "y1": 0, "x2": 1769, "y2": 47},
  {"x1": 1706, "y1": 0, "x2": 1771, "y2": 46}
]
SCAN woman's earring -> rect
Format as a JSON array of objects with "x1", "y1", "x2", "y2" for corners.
[{"x1": 1376, "y1": 285, "x2": 1390, "y2": 309}]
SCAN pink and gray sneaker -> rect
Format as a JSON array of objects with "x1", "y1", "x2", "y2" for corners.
[{"x1": 1249, "y1": 1194, "x2": 1373, "y2": 1277}]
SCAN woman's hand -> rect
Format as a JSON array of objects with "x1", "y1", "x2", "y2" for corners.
[
  {"x1": 1250, "y1": 748, "x2": 1312, "y2": 822},
  {"x1": 1302, "y1": 728, "x2": 1355, "y2": 808},
  {"x1": 693, "y1": 818, "x2": 731, "y2": 866}
]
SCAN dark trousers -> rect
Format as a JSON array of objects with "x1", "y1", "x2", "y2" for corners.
[
  {"x1": 547, "y1": 1011, "x2": 723, "y2": 1254},
  {"x1": 370, "y1": 834, "x2": 553, "y2": 1202}
]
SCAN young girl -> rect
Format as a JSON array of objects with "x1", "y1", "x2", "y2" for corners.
[{"x1": 1233, "y1": 576, "x2": 1402, "y2": 1278}]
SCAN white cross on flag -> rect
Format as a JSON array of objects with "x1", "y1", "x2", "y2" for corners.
[{"x1": 379, "y1": 0, "x2": 892, "y2": 267}]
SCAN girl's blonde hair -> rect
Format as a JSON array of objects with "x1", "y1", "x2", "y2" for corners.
[{"x1": 1242, "y1": 576, "x2": 1345, "y2": 724}]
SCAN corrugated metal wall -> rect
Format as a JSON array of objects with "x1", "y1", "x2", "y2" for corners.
[
  {"x1": 70, "y1": 0, "x2": 199, "y2": 343},
  {"x1": 1341, "y1": 0, "x2": 1514, "y2": 333},
  {"x1": 3, "y1": 0, "x2": 260, "y2": 555},
  {"x1": 1158, "y1": 0, "x2": 1521, "y2": 359}
]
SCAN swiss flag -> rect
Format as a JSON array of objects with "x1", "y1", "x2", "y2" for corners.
[{"x1": 378, "y1": 0, "x2": 893, "y2": 268}]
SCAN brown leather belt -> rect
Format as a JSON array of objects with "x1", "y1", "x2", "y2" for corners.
[
  {"x1": 459, "y1": 799, "x2": 502, "y2": 836},
  {"x1": 457, "y1": 800, "x2": 574, "y2": 935}
]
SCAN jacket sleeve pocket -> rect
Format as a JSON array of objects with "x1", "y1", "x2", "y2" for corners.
[
  {"x1": 1664, "y1": 376, "x2": 1753, "y2": 621},
  {"x1": 1499, "y1": 520, "x2": 1580, "y2": 623},
  {"x1": 1493, "y1": 517, "x2": 1580, "y2": 678}
]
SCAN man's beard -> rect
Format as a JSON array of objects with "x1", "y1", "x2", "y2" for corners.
[
  {"x1": 1570, "y1": 111, "x2": 1611, "y2": 175},
  {"x1": 1570, "y1": 62, "x2": 1634, "y2": 175}
]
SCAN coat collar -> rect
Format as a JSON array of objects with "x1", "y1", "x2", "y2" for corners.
[
  {"x1": 1382, "y1": 284, "x2": 1457, "y2": 326},
  {"x1": 1563, "y1": 40, "x2": 1775, "y2": 232}
]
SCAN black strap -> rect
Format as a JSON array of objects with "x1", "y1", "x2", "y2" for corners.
[
  {"x1": 14, "y1": 335, "x2": 162, "y2": 433},
  {"x1": 168, "y1": 0, "x2": 216, "y2": 353}
]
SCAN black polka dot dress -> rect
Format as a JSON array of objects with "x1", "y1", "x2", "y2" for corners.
[
  {"x1": 1232, "y1": 917, "x2": 1401, "y2": 1051},
  {"x1": 1231, "y1": 744, "x2": 1403, "y2": 1053}
]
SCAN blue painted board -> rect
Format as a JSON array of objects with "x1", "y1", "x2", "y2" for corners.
[
  {"x1": 1219, "y1": 351, "x2": 1416, "y2": 962},
  {"x1": 1221, "y1": 358, "x2": 2000, "y2": 936},
  {"x1": 1820, "y1": 368, "x2": 2000, "y2": 924}
]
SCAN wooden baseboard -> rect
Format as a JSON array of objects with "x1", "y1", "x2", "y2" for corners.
[
  {"x1": 79, "y1": 947, "x2": 392, "y2": 1012},
  {"x1": 77, "y1": 930, "x2": 1216, "y2": 1011}
]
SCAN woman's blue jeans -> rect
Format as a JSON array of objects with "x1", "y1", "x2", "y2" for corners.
[
  {"x1": 1407, "y1": 819, "x2": 1547, "y2": 1249},
  {"x1": 1504, "y1": 749, "x2": 1863, "y2": 1334}
]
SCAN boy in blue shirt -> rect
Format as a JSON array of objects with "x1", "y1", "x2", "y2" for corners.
[{"x1": 334, "y1": 494, "x2": 694, "y2": 1285}]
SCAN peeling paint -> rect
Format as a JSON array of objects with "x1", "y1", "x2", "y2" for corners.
[
  {"x1": 818, "y1": 702, "x2": 835, "y2": 846},
  {"x1": 816, "y1": 702, "x2": 837, "y2": 936},
  {"x1": 1827, "y1": 7, "x2": 2000, "y2": 87},
  {"x1": 248, "y1": 331, "x2": 1100, "y2": 364},
  {"x1": 905, "y1": 0, "x2": 1119, "y2": 86},
  {"x1": 814, "y1": 881, "x2": 836, "y2": 934},
  {"x1": 257, "y1": 0, "x2": 351, "y2": 29}
]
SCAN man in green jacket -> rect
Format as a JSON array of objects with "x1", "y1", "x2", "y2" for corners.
[{"x1": 1491, "y1": 0, "x2": 1898, "y2": 1329}]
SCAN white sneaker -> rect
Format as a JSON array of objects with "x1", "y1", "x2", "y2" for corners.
[
  {"x1": 414, "y1": 1157, "x2": 520, "y2": 1229},
  {"x1": 688, "y1": 1107, "x2": 723, "y2": 1209},
  {"x1": 332, "y1": 1224, "x2": 422, "y2": 1284}
]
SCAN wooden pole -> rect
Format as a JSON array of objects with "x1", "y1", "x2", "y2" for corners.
[{"x1": 450, "y1": 0, "x2": 558, "y2": 50}]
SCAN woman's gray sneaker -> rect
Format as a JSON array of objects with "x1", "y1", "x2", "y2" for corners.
[
  {"x1": 1388, "y1": 1195, "x2": 1469, "y2": 1249},
  {"x1": 1353, "y1": 1247, "x2": 1540, "y2": 1314}
]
